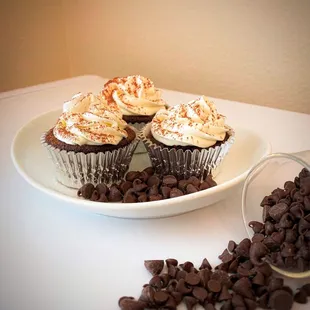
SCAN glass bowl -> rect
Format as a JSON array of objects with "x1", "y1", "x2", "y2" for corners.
[{"x1": 241, "y1": 151, "x2": 310, "y2": 278}]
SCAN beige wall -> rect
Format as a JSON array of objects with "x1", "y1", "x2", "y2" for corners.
[
  {"x1": 0, "y1": 0, "x2": 70, "y2": 92},
  {"x1": 1, "y1": 0, "x2": 310, "y2": 114}
]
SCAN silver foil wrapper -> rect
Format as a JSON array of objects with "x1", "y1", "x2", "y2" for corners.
[
  {"x1": 140, "y1": 123, "x2": 235, "y2": 180},
  {"x1": 129, "y1": 122, "x2": 148, "y2": 154},
  {"x1": 40, "y1": 132, "x2": 138, "y2": 188}
]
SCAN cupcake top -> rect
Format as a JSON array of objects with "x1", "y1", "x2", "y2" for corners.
[
  {"x1": 53, "y1": 92, "x2": 128, "y2": 146},
  {"x1": 151, "y1": 96, "x2": 230, "y2": 148},
  {"x1": 102, "y1": 75, "x2": 166, "y2": 116}
]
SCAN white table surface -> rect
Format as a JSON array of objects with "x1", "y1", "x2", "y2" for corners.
[{"x1": 1, "y1": 75, "x2": 310, "y2": 310}]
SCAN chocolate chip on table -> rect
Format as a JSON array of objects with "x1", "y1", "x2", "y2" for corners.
[
  {"x1": 218, "y1": 285, "x2": 232, "y2": 301},
  {"x1": 199, "y1": 258, "x2": 212, "y2": 270},
  {"x1": 183, "y1": 296, "x2": 198, "y2": 310},
  {"x1": 248, "y1": 221, "x2": 264, "y2": 234},
  {"x1": 192, "y1": 286, "x2": 208, "y2": 302},
  {"x1": 176, "y1": 278, "x2": 192, "y2": 294},
  {"x1": 228, "y1": 240, "x2": 237, "y2": 252},
  {"x1": 118, "y1": 296, "x2": 146, "y2": 310},
  {"x1": 208, "y1": 279, "x2": 221, "y2": 293},
  {"x1": 144, "y1": 260, "x2": 164, "y2": 276},
  {"x1": 77, "y1": 183, "x2": 94, "y2": 199},
  {"x1": 139, "y1": 285, "x2": 155, "y2": 304},
  {"x1": 153, "y1": 291, "x2": 169, "y2": 305},
  {"x1": 269, "y1": 289, "x2": 294, "y2": 310},
  {"x1": 294, "y1": 288, "x2": 308, "y2": 304},
  {"x1": 166, "y1": 258, "x2": 178, "y2": 267},
  {"x1": 185, "y1": 272, "x2": 200, "y2": 286},
  {"x1": 149, "y1": 275, "x2": 163, "y2": 289}
]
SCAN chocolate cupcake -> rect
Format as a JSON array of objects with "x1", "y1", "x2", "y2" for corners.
[
  {"x1": 41, "y1": 92, "x2": 138, "y2": 188},
  {"x1": 140, "y1": 96, "x2": 235, "y2": 180},
  {"x1": 101, "y1": 75, "x2": 167, "y2": 153}
]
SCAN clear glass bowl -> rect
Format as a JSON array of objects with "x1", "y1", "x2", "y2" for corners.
[{"x1": 241, "y1": 151, "x2": 310, "y2": 278}]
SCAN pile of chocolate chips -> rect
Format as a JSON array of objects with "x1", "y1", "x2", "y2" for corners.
[
  {"x1": 77, "y1": 167, "x2": 217, "y2": 203},
  {"x1": 119, "y1": 241, "x2": 310, "y2": 310},
  {"x1": 249, "y1": 167, "x2": 310, "y2": 272},
  {"x1": 118, "y1": 168, "x2": 310, "y2": 310}
]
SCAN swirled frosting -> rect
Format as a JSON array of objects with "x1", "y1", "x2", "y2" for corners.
[
  {"x1": 53, "y1": 93, "x2": 128, "y2": 145},
  {"x1": 102, "y1": 75, "x2": 166, "y2": 116},
  {"x1": 151, "y1": 96, "x2": 230, "y2": 148}
]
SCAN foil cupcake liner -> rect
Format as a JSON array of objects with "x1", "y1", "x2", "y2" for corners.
[
  {"x1": 40, "y1": 132, "x2": 139, "y2": 189},
  {"x1": 140, "y1": 123, "x2": 235, "y2": 180},
  {"x1": 129, "y1": 122, "x2": 148, "y2": 154}
]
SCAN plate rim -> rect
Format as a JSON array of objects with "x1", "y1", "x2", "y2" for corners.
[{"x1": 11, "y1": 109, "x2": 272, "y2": 213}]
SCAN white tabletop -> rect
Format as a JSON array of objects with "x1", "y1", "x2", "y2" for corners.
[{"x1": 1, "y1": 75, "x2": 310, "y2": 310}]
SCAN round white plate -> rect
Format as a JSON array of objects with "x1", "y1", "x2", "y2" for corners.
[{"x1": 11, "y1": 109, "x2": 271, "y2": 219}]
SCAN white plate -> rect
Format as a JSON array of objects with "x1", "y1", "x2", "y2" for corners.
[{"x1": 11, "y1": 109, "x2": 271, "y2": 219}]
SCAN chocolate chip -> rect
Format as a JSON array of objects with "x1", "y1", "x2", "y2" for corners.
[
  {"x1": 119, "y1": 181, "x2": 133, "y2": 194},
  {"x1": 77, "y1": 183, "x2": 94, "y2": 199},
  {"x1": 228, "y1": 259, "x2": 239, "y2": 273},
  {"x1": 232, "y1": 277, "x2": 254, "y2": 299},
  {"x1": 269, "y1": 203, "x2": 290, "y2": 222},
  {"x1": 244, "y1": 298, "x2": 257, "y2": 310},
  {"x1": 147, "y1": 184, "x2": 158, "y2": 196},
  {"x1": 199, "y1": 258, "x2": 212, "y2": 270},
  {"x1": 304, "y1": 196, "x2": 310, "y2": 211},
  {"x1": 138, "y1": 171, "x2": 149, "y2": 183},
  {"x1": 249, "y1": 241, "x2": 268, "y2": 266},
  {"x1": 208, "y1": 279, "x2": 221, "y2": 293},
  {"x1": 166, "y1": 279, "x2": 178, "y2": 292},
  {"x1": 252, "y1": 271, "x2": 265, "y2": 286},
  {"x1": 144, "y1": 260, "x2": 164, "y2": 276},
  {"x1": 163, "y1": 175, "x2": 178, "y2": 187},
  {"x1": 271, "y1": 229, "x2": 285, "y2": 244},
  {"x1": 143, "y1": 166, "x2": 154, "y2": 176},
  {"x1": 160, "y1": 186, "x2": 171, "y2": 199},
  {"x1": 199, "y1": 269, "x2": 211, "y2": 288},
  {"x1": 185, "y1": 272, "x2": 200, "y2": 286},
  {"x1": 163, "y1": 295, "x2": 177, "y2": 309},
  {"x1": 240, "y1": 260, "x2": 253, "y2": 270},
  {"x1": 249, "y1": 221, "x2": 264, "y2": 234},
  {"x1": 166, "y1": 258, "x2": 178, "y2": 267},
  {"x1": 176, "y1": 270, "x2": 187, "y2": 281},
  {"x1": 220, "y1": 300, "x2": 233, "y2": 310},
  {"x1": 96, "y1": 183, "x2": 108, "y2": 195},
  {"x1": 280, "y1": 242, "x2": 296, "y2": 257},
  {"x1": 294, "y1": 288, "x2": 308, "y2": 304},
  {"x1": 98, "y1": 193, "x2": 108, "y2": 202},
  {"x1": 187, "y1": 176, "x2": 200, "y2": 187},
  {"x1": 192, "y1": 286, "x2": 208, "y2": 302},
  {"x1": 170, "y1": 291, "x2": 182, "y2": 304},
  {"x1": 186, "y1": 183, "x2": 199, "y2": 194},
  {"x1": 285, "y1": 228, "x2": 298, "y2": 243},
  {"x1": 269, "y1": 289, "x2": 293, "y2": 310},
  {"x1": 211, "y1": 270, "x2": 231, "y2": 288},
  {"x1": 262, "y1": 205, "x2": 271, "y2": 222},
  {"x1": 137, "y1": 192, "x2": 147, "y2": 202},
  {"x1": 279, "y1": 213, "x2": 294, "y2": 228},
  {"x1": 232, "y1": 294, "x2": 245, "y2": 308},
  {"x1": 125, "y1": 171, "x2": 140, "y2": 182},
  {"x1": 298, "y1": 217, "x2": 310, "y2": 235},
  {"x1": 149, "y1": 275, "x2": 163, "y2": 289},
  {"x1": 218, "y1": 285, "x2": 232, "y2": 301},
  {"x1": 252, "y1": 234, "x2": 265, "y2": 243},
  {"x1": 176, "y1": 278, "x2": 192, "y2": 294},
  {"x1": 139, "y1": 285, "x2": 155, "y2": 304},
  {"x1": 216, "y1": 262, "x2": 229, "y2": 272},
  {"x1": 147, "y1": 175, "x2": 161, "y2": 187},
  {"x1": 284, "y1": 181, "x2": 296, "y2": 193},
  {"x1": 264, "y1": 221, "x2": 275, "y2": 235},
  {"x1": 170, "y1": 187, "x2": 184, "y2": 198},
  {"x1": 154, "y1": 291, "x2": 169, "y2": 305},
  {"x1": 183, "y1": 296, "x2": 198, "y2": 310},
  {"x1": 180, "y1": 261, "x2": 193, "y2": 272},
  {"x1": 168, "y1": 265, "x2": 177, "y2": 278},
  {"x1": 123, "y1": 191, "x2": 137, "y2": 203},
  {"x1": 118, "y1": 296, "x2": 146, "y2": 310},
  {"x1": 205, "y1": 175, "x2": 217, "y2": 187},
  {"x1": 282, "y1": 286, "x2": 293, "y2": 296},
  {"x1": 149, "y1": 194, "x2": 163, "y2": 201},
  {"x1": 284, "y1": 256, "x2": 296, "y2": 269},
  {"x1": 235, "y1": 238, "x2": 251, "y2": 258},
  {"x1": 90, "y1": 190, "x2": 99, "y2": 201},
  {"x1": 132, "y1": 179, "x2": 147, "y2": 192},
  {"x1": 178, "y1": 179, "x2": 189, "y2": 192},
  {"x1": 108, "y1": 185, "x2": 122, "y2": 202},
  {"x1": 199, "y1": 181, "x2": 211, "y2": 191},
  {"x1": 204, "y1": 302, "x2": 216, "y2": 310},
  {"x1": 267, "y1": 277, "x2": 283, "y2": 292}
]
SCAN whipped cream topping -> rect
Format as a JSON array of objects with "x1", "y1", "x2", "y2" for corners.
[
  {"x1": 53, "y1": 93, "x2": 128, "y2": 145},
  {"x1": 102, "y1": 75, "x2": 166, "y2": 116},
  {"x1": 151, "y1": 96, "x2": 230, "y2": 148}
]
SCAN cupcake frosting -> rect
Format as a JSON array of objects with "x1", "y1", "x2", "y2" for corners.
[
  {"x1": 53, "y1": 93, "x2": 128, "y2": 145},
  {"x1": 151, "y1": 96, "x2": 229, "y2": 148},
  {"x1": 102, "y1": 75, "x2": 166, "y2": 116}
]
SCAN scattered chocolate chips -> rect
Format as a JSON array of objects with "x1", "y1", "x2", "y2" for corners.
[
  {"x1": 77, "y1": 168, "x2": 217, "y2": 203},
  {"x1": 118, "y1": 168, "x2": 310, "y2": 309}
]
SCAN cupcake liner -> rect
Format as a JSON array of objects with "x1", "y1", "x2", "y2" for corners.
[
  {"x1": 129, "y1": 122, "x2": 148, "y2": 154},
  {"x1": 41, "y1": 132, "x2": 139, "y2": 189},
  {"x1": 140, "y1": 123, "x2": 235, "y2": 180}
]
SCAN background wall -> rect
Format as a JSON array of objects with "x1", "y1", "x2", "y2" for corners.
[{"x1": 1, "y1": 0, "x2": 310, "y2": 114}]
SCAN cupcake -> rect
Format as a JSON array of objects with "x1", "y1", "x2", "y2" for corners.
[
  {"x1": 101, "y1": 75, "x2": 167, "y2": 153},
  {"x1": 41, "y1": 92, "x2": 138, "y2": 188},
  {"x1": 140, "y1": 96, "x2": 235, "y2": 180}
]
